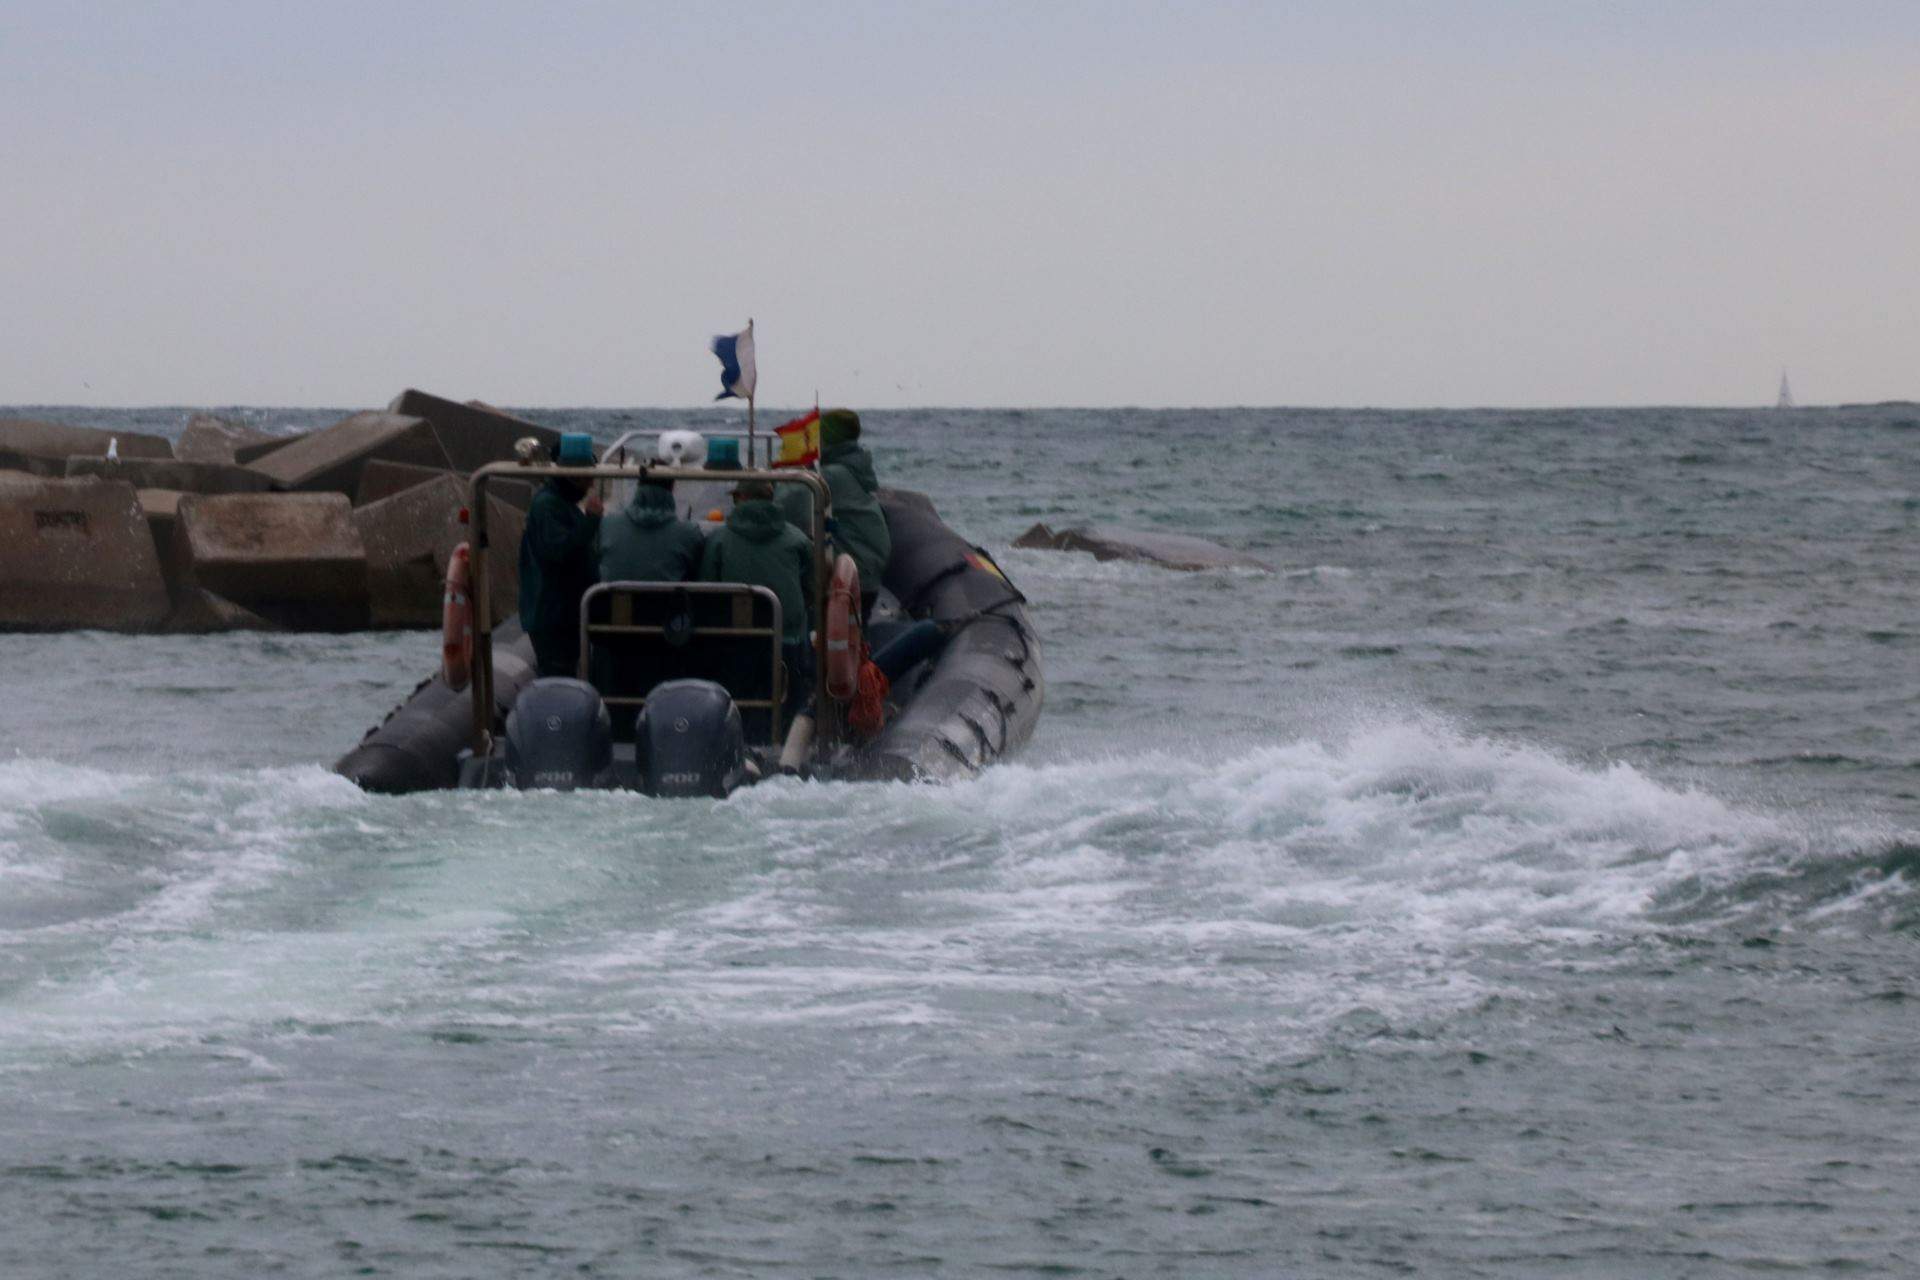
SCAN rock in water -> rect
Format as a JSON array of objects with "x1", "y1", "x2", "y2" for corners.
[{"x1": 1012, "y1": 522, "x2": 1272, "y2": 571}]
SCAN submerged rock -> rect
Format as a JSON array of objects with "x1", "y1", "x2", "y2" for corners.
[{"x1": 1012, "y1": 522, "x2": 1272, "y2": 571}]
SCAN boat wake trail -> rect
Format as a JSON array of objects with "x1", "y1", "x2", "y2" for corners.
[{"x1": 1, "y1": 719, "x2": 1910, "y2": 1061}]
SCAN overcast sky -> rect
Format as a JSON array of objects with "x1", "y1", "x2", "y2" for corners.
[{"x1": 2, "y1": 1, "x2": 1915, "y2": 408}]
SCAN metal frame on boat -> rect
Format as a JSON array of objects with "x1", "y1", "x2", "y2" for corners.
[
  {"x1": 464, "y1": 459, "x2": 833, "y2": 764},
  {"x1": 578, "y1": 581, "x2": 786, "y2": 744}
]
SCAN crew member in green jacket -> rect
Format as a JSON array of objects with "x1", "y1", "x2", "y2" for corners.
[
  {"x1": 596, "y1": 478, "x2": 704, "y2": 584},
  {"x1": 779, "y1": 408, "x2": 891, "y2": 618},
  {"x1": 518, "y1": 435, "x2": 603, "y2": 678},
  {"x1": 702, "y1": 478, "x2": 815, "y2": 713}
]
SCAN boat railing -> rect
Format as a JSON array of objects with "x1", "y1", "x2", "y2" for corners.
[{"x1": 578, "y1": 582, "x2": 786, "y2": 747}]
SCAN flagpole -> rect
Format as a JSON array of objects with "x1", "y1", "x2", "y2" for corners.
[{"x1": 745, "y1": 318, "x2": 756, "y2": 467}]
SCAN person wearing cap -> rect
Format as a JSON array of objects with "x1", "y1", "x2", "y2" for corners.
[
  {"x1": 518, "y1": 434, "x2": 605, "y2": 677},
  {"x1": 595, "y1": 476, "x2": 703, "y2": 585},
  {"x1": 778, "y1": 408, "x2": 891, "y2": 618},
  {"x1": 701, "y1": 478, "x2": 815, "y2": 713}
]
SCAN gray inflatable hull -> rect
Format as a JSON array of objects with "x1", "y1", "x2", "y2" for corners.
[
  {"x1": 845, "y1": 489, "x2": 1043, "y2": 782},
  {"x1": 332, "y1": 489, "x2": 1042, "y2": 793},
  {"x1": 333, "y1": 626, "x2": 537, "y2": 794}
]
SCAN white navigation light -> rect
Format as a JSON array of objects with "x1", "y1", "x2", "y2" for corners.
[{"x1": 656, "y1": 430, "x2": 708, "y2": 468}]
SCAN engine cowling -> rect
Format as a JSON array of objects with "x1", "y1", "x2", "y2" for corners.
[
  {"x1": 503, "y1": 678, "x2": 613, "y2": 790},
  {"x1": 635, "y1": 679, "x2": 745, "y2": 798}
]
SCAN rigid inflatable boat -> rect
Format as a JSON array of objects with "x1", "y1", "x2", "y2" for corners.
[{"x1": 334, "y1": 455, "x2": 1042, "y2": 796}]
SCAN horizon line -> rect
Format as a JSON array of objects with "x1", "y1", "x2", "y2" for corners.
[{"x1": 5, "y1": 398, "x2": 1910, "y2": 417}]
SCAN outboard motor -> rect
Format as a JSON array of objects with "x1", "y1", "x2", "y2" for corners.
[
  {"x1": 503, "y1": 678, "x2": 613, "y2": 790},
  {"x1": 635, "y1": 679, "x2": 746, "y2": 798}
]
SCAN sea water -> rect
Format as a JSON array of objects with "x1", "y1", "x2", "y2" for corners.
[{"x1": 1, "y1": 405, "x2": 1916, "y2": 1276}]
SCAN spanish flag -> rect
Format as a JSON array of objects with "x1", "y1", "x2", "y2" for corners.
[{"x1": 772, "y1": 407, "x2": 820, "y2": 469}]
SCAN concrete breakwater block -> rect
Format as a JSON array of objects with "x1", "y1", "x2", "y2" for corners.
[
  {"x1": 136, "y1": 488, "x2": 184, "y2": 567},
  {"x1": 0, "y1": 475, "x2": 172, "y2": 630},
  {"x1": 388, "y1": 389, "x2": 558, "y2": 474},
  {"x1": 163, "y1": 587, "x2": 280, "y2": 633},
  {"x1": 175, "y1": 414, "x2": 280, "y2": 464},
  {"x1": 244, "y1": 411, "x2": 447, "y2": 495},
  {"x1": 480, "y1": 495, "x2": 527, "y2": 625},
  {"x1": 356, "y1": 458, "x2": 533, "y2": 510},
  {"x1": 1012, "y1": 522, "x2": 1273, "y2": 571},
  {"x1": 66, "y1": 455, "x2": 277, "y2": 494},
  {"x1": 352, "y1": 473, "x2": 523, "y2": 628},
  {"x1": 356, "y1": 459, "x2": 453, "y2": 507},
  {"x1": 233, "y1": 431, "x2": 309, "y2": 464},
  {"x1": 172, "y1": 492, "x2": 370, "y2": 630},
  {"x1": 0, "y1": 419, "x2": 173, "y2": 477}
]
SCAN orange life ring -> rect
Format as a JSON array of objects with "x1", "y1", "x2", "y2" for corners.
[
  {"x1": 442, "y1": 542, "x2": 474, "y2": 691},
  {"x1": 825, "y1": 553, "x2": 862, "y2": 700}
]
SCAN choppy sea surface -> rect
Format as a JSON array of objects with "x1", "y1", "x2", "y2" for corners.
[{"x1": 2, "y1": 403, "x2": 1917, "y2": 1278}]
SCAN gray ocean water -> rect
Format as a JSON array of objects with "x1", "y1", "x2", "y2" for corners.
[{"x1": 2, "y1": 404, "x2": 1916, "y2": 1277}]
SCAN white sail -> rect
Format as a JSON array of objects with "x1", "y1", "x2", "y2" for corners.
[{"x1": 1776, "y1": 371, "x2": 1795, "y2": 409}]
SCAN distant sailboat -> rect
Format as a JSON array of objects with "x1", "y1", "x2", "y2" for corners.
[{"x1": 1776, "y1": 371, "x2": 1795, "y2": 409}]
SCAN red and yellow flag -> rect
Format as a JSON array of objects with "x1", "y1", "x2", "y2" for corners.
[{"x1": 772, "y1": 408, "x2": 820, "y2": 469}]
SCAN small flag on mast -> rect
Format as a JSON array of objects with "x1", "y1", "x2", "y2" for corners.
[
  {"x1": 710, "y1": 320, "x2": 756, "y2": 402},
  {"x1": 771, "y1": 407, "x2": 821, "y2": 468}
]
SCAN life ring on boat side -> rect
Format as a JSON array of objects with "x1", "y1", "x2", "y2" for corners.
[
  {"x1": 825, "y1": 553, "x2": 862, "y2": 700},
  {"x1": 442, "y1": 542, "x2": 474, "y2": 692}
]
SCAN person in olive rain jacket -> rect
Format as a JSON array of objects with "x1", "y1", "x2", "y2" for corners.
[
  {"x1": 702, "y1": 478, "x2": 815, "y2": 713},
  {"x1": 518, "y1": 438, "x2": 604, "y2": 677},
  {"x1": 596, "y1": 478, "x2": 704, "y2": 584},
  {"x1": 778, "y1": 408, "x2": 891, "y2": 617}
]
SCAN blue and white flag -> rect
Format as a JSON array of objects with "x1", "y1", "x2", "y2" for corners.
[{"x1": 710, "y1": 320, "x2": 756, "y2": 402}]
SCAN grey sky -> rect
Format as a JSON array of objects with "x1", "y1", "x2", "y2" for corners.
[{"x1": 3, "y1": 1, "x2": 1915, "y2": 408}]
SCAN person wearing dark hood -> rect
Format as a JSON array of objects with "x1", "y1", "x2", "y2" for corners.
[
  {"x1": 702, "y1": 478, "x2": 815, "y2": 714},
  {"x1": 779, "y1": 408, "x2": 891, "y2": 617},
  {"x1": 596, "y1": 477, "x2": 704, "y2": 584},
  {"x1": 518, "y1": 434, "x2": 604, "y2": 678}
]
